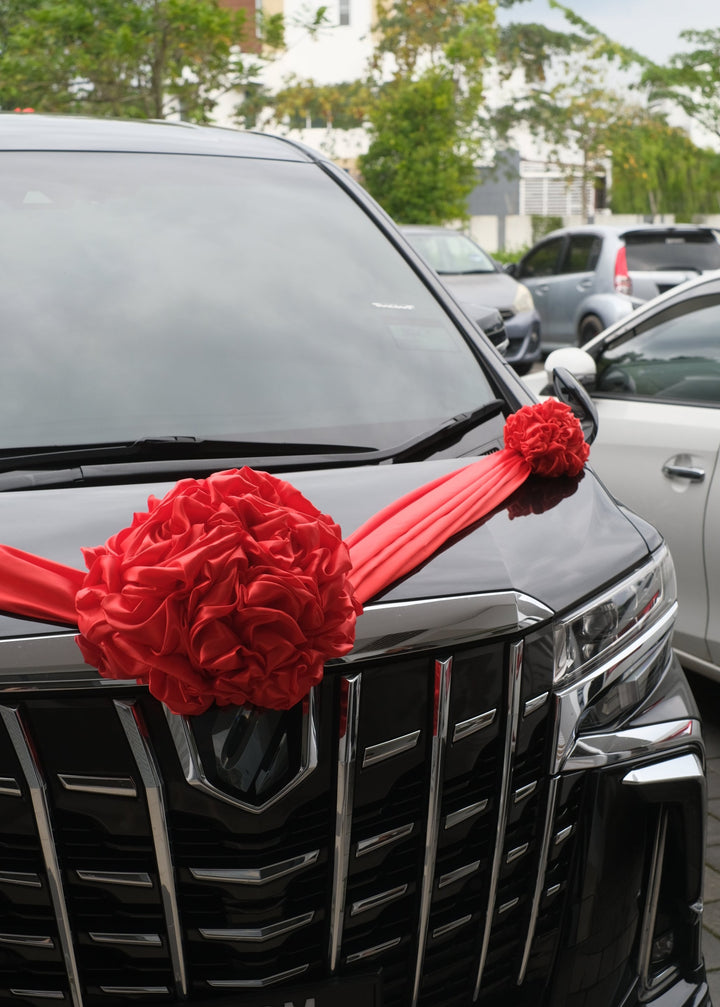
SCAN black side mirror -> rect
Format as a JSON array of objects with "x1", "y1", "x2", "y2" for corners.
[
  {"x1": 504, "y1": 262, "x2": 518, "y2": 277},
  {"x1": 552, "y1": 366, "x2": 598, "y2": 445}
]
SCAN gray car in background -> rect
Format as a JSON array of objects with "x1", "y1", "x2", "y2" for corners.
[
  {"x1": 506, "y1": 223, "x2": 720, "y2": 351},
  {"x1": 401, "y1": 225, "x2": 542, "y2": 374}
]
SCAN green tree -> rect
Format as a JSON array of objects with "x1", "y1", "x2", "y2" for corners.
[
  {"x1": 0, "y1": 0, "x2": 286, "y2": 122},
  {"x1": 357, "y1": 0, "x2": 497, "y2": 224},
  {"x1": 609, "y1": 116, "x2": 720, "y2": 217},
  {"x1": 641, "y1": 29, "x2": 720, "y2": 144}
]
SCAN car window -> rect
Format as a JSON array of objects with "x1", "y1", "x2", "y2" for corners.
[
  {"x1": 624, "y1": 231, "x2": 720, "y2": 271},
  {"x1": 562, "y1": 234, "x2": 602, "y2": 274},
  {"x1": 596, "y1": 297, "x2": 720, "y2": 404},
  {"x1": 517, "y1": 237, "x2": 564, "y2": 279},
  {"x1": 406, "y1": 231, "x2": 497, "y2": 275},
  {"x1": 0, "y1": 152, "x2": 497, "y2": 452}
]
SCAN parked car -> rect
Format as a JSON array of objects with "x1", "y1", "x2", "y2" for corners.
[
  {"x1": 400, "y1": 224, "x2": 542, "y2": 374},
  {"x1": 507, "y1": 223, "x2": 720, "y2": 351},
  {"x1": 524, "y1": 270, "x2": 720, "y2": 687},
  {"x1": 0, "y1": 114, "x2": 709, "y2": 1007}
]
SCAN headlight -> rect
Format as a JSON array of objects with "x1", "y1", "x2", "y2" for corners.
[
  {"x1": 554, "y1": 545, "x2": 676, "y2": 689},
  {"x1": 512, "y1": 282, "x2": 534, "y2": 314},
  {"x1": 551, "y1": 546, "x2": 678, "y2": 769}
]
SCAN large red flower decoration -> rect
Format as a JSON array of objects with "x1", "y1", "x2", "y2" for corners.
[
  {"x1": 503, "y1": 399, "x2": 589, "y2": 478},
  {"x1": 73, "y1": 468, "x2": 359, "y2": 715}
]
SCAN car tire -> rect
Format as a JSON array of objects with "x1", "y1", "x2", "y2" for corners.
[{"x1": 578, "y1": 314, "x2": 604, "y2": 345}]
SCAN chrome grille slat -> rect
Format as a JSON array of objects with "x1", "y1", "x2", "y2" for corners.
[
  {"x1": 190, "y1": 850, "x2": 319, "y2": 885},
  {"x1": 10, "y1": 991, "x2": 65, "y2": 1001},
  {"x1": 0, "y1": 932, "x2": 55, "y2": 948},
  {"x1": 57, "y1": 773, "x2": 137, "y2": 797},
  {"x1": 350, "y1": 884, "x2": 408, "y2": 916},
  {"x1": 444, "y1": 799, "x2": 488, "y2": 830},
  {"x1": 75, "y1": 870, "x2": 152, "y2": 888},
  {"x1": 362, "y1": 729, "x2": 420, "y2": 767},
  {"x1": 0, "y1": 704, "x2": 83, "y2": 1007},
  {"x1": 114, "y1": 699, "x2": 188, "y2": 999},
  {"x1": 356, "y1": 822, "x2": 414, "y2": 856},
  {"x1": 518, "y1": 776, "x2": 559, "y2": 983},
  {"x1": 207, "y1": 964, "x2": 309, "y2": 988},
  {"x1": 346, "y1": 937, "x2": 402, "y2": 964},
  {"x1": 0, "y1": 775, "x2": 21, "y2": 796},
  {"x1": 88, "y1": 932, "x2": 163, "y2": 947},
  {"x1": 411, "y1": 657, "x2": 452, "y2": 1007},
  {"x1": 199, "y1": 911, "x2": 314, "y2": 942},
  {"x1": 452, "y1": 709, "x2": 496, "y2": 742},
  {"x1": 0, "y1": 870, "x2": 42, "y2": 888},
  {"x1": 328, "y1": 673, "x2": 361, "y2": 972},
  {"x1": 473, "y1": 640, "x2": 524, "y2": 999}
]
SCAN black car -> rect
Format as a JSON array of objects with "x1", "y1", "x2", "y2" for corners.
[{"x1": 0, "y1": 114, "x2": 709, "y2": 1007}]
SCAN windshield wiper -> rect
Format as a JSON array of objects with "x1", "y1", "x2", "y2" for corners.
[
  {"x1": 0, "y1": 402, "x2": 506, "y2": 490},
  {"x1": 0, "y1": 436, "x2": 376, "y2": 471}
]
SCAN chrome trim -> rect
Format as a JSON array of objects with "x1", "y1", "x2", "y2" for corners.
[
  {"x1": 474, "y1": 641, "x2": 523, "y2": 1000},
  {"x1": 564, "y1": 718, "x2": 700, "y2": 772},
  {"x1": 0, "y1": 932, "x2": 54, "y2": 948},
  {"x1": 453, "y1": 709, "x2": 495, "y2": 743},
  {"x1": 445, "y1": 799, "x2": 488, "y2": 830},
  {"x1": 514, "y1": 781, "x2": 537, "y2": 803},
  {"x1": 0, "y1": 705, "x2": 83, "y2": 1007},
  {"x1": 351, "y1": 885, "x2": 407, "y2": 916},
  {"x1": 0, "y1": 632, "x2": 136, "y2": 689},
  {"x1": 637, "y1": 809, "x2": 669, "y2": 995},
  {"x1": 432, "y1": 915, "x2": 472, "y2": 939},
  {"x1": 524, "y1": 692, "x2": 548, "y2": 717},
  {"x1": 346, "y1": 938, "x2": 401, "y2": 964},
  {"x1": 0, "y1": 776, "x2": 21, "y2": 796},
  {"x1": 546, "y1": 883, "x2": 561, "y2": 898},
  {"x1": 498, "y1": 897, "x2": 519, "y2": 914},
  {"x1": 190, "y1": 851, "x2": 319, "y2": 886},
  {"x1": 412, "y1": 657, "x2": 452, "y2": 1007},
  {"x1": 10, "y1": 992, "x2": 65, "y2": 1001},
  {"x1": 553, "y1": 607, "x2": 676, "y2": 773},
  {"x1": 200, "y1": 912, "x2": 314, "y2": 942},
  {"x1": 0, "y1": 871, "x2": 42, "y2": 888},
  {"x1": 207, "y1": 965, "x2": 309, "y2": 989},
  {"x1": 438, "y1": 861, "x2": 480, "y2": 888},
  {"x1": 165, "y1": 688, "x2": 318, "y2": 814},
  {"x1": 341, "y1": 593, "x2": 553, "y2": 663},
  {"x1": 89, "y1": 932, "x2": 162, "y2": 947},
  {"x1": 356, "y1": 823, "x2": 414, "y2": 857},
  {"x1": 554, "y1": 825, "x2": 573, "y2": 846},
  {"x1": 115, "y1": 700, "x2": 187, "y2": 998},
  {"x1": 100, "y1": 988, "x2": 169, "y2": 996},
  {"x1": 363, "y1": 729, "x2": 420, "y2": 768},
  {"x1": 518, "y1": 776, "x2": 559, "y2": 983},
  {"x1": 328, "y1": 674, "x2": 361, "y2": 972},
  {"x1": 623, "y1": 752, "x2": 704, "y2": 786},
  {"x1": 76, "y1": 870, "x2": 152, "y2": 888},
  {"x1": 506, "y1": 843, "x2": 528, "y2": 864},
  {"x1": 58, "y1": 773, "x2": 137, "y2": 797}
]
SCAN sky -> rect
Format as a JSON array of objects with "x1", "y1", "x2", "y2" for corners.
[{"x1": 496, "y1": 0, "x2": 718, "y2": 64}]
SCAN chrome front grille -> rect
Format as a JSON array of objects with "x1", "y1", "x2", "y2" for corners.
[{"x1": 0, "y1": 607, "x2": 581, "y2": 1007}]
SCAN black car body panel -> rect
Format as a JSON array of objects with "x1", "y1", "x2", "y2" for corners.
[{"x1": 0, "y1": 114, "x2": 709, "y2": 1007}]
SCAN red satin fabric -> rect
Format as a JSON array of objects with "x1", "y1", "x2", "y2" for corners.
[
  {"x1": 347, "y1": 451, "x2": 529, "y2": 604},
  {"x1": 0, "y1": 544, "x2": 83, "y2": 626},
  {"x1": 0, "y1": 400, "x2": 589, "y2": 714}
]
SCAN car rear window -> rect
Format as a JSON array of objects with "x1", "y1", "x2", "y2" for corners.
[{"x1": 624, "y1": 231, "x2": 720, "y2": 271}]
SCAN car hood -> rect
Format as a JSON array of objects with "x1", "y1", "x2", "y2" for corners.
[
  {"x1": 0, "y1": 459, "x2": 654, "y2": 639},
  {"x1": 441, "y1": 272, "x2": 521, "y2": 312}
]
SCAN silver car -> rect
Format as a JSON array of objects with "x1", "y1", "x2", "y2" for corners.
[{"x1": 507, "y1": 223, "x2": 720, "y2": 351}]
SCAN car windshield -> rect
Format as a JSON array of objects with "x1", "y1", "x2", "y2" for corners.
[
  {"x1": 406, "y1": 231, "x2": 497, "y2": 275},
  {"x1": 0, "y1": 152, "x2": 496, "y2": 453},
  {"x1": 624, "y1": 231, "x2": 720, "y2": 271}
]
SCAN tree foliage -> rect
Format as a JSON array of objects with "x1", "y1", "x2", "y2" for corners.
[
  {"x1": 641, "y1": 29, "x2": 720, "y2": 144},
  {"x1": 357, "y1": 0, "x2": 496, "y2": 223},
  {"x1": 0, "y1": 0, "x2": 286, "y2": 122}
]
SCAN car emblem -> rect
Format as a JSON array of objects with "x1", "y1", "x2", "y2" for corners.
[{"x1": 166, "y1": 690, "x2": 318, "y2": 813}]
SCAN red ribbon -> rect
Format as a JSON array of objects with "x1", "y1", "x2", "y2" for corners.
[{"x1": 0, "y1": 400, "x2": 588, "y2": 714}]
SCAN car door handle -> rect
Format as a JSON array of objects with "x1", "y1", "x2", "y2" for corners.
[
  {"x1": 662, "y1": 462, "x2": 705, "y2": 482},
  {"x1": 576, "y1": 279, "x2": 593, "y2": 290},
  {"x1": 535, "y1": 284, "x2": 549, "y2": 294}
]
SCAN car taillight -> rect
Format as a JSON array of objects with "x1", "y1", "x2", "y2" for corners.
[{"x1": 614, "y1": 246, "x2": 632, "y2": 295}]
